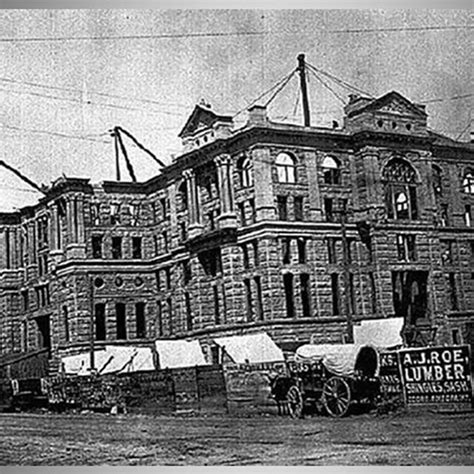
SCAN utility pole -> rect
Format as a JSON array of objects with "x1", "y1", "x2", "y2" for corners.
[
  {"x1": 297, "y1": 53, "x2": 311, "y2": 127},
  {"x1": 89, "y1": 275, "x2": 96, "y2": 374},
  {"x1": 340, "y1": 199, "x2": 354, "y2": 343}
]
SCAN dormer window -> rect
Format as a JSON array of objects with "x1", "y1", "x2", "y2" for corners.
[
  {"x1": 462, "y1": 171, "x2": 474, "y2": 194},
  {"x1": 432, "y1": 165, "x2": 443, "y2": 196},
  {"x1": 110, "y1": 203, "x2": 121, "y2": 225},
  {"x1": 238, "y1": 156, "x2": 253, "y2": 188},
  {"x1": 177, "y1": 181, "x2": 188, "y2": 212},
  {"x1": 383, "y1": 158, "x2": 418, "y2": 221},
  {"x1": 322, "y1": 157, "x2": 341, "y2": 185},
  {"x1": 276, "y1": 152, "x2": 296, "y2": 183}
]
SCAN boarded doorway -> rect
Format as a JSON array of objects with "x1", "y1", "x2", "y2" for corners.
[
  {"x1": 392, "y1": 271, "x2": 428, "y2": 325},
  {"x1": 35, "y1": 315, "x2": 51, "y2": 350}
]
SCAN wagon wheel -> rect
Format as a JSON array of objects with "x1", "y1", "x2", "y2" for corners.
[
  {"x1": 322, "y1": 376, "x2": 351, "y2": 418},
  {"x1": 287, "y1": 385, "x2": 303, "y2": 418}
]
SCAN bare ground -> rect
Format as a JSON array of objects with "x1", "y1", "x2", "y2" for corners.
[{"x1": 0, "y1": 410, "x2": 473, "y2": 465}]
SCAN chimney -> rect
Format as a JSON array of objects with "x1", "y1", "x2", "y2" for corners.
[
  {"x1": 247, "y1": 104, "x2": 268, "y2": 126},
  {"x1": 348, "y1": 94, "x2": 361, "y2": 104}
]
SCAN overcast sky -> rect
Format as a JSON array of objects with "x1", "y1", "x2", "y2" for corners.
[{"x1": 0, "y1": 9, "x2": 472, "y2": 211}]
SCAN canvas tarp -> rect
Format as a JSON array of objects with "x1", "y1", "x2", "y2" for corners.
[
  {"x1": 62, "y1": 345, "x2": 155, "y2": 376},
  {"x1": 295, "y1": 344, "x2": 378, "y2": 377},
  {"x1": 214, "y1": 332, "x2": 285, "y2": 364},
  {"x1": 154, "y1": 339, "x2": 208, "y2": 369},
  {"x1": 353, "y1": 317, "x2": 404, "y2": 349}
]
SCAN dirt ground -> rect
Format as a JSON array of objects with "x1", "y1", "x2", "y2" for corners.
[{"x1": 0, "y1": 409, "x2": 472, "y2": 466}]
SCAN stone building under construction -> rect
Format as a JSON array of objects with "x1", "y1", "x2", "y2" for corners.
[{"x1": 0, "y1": 82, "x2": 473, "y2": 372}]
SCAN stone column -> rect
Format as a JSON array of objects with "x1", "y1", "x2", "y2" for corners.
[
  {"x1": 66, "y1": 194, "x2": 86, "y2": 259},
  {"x1": 183, "y1": 169, "x2": 203, "y2": 238},
  {"x1": 306, "y1": 151, "x2": 322, "y2": 221},
  {"x1": 252, "y1": 147, "x2": 275, "y2": 221},
  {"x1": 215, "y1": 154, "x2": 237, "y2": 229}
]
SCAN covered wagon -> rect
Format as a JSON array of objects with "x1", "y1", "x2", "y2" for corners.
[{"x1": 271, "y1": 344, "x2": 381, "y2": 418}]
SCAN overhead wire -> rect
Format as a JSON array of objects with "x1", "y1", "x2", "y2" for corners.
[
  {"x1": 3, "y1": 124, "x2": 111, "y2": 144},
  {"x1": 0, "y1": 76, "x2": 191, "y2": 109},
  {"x1": 263, "y1": 69, "x2": 298, "y2": 108},
  {"x1": 307, "y1": 68, "x2": 346, "y2": 105},
  {"x1": 0, "y1": 24, "x2": 469, "y2": 43},
  {"x1": 233, "y1": 68, "x2": 298, "y2": 118},
  {"x1": 455, "y1": 121, "x2": 473, "y2": 141},
  {"x1": 306, "y1": 62, "x2": 373, "y2": 98}
]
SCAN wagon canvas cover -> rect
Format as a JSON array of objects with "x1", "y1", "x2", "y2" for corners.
[
  {"x1": 295, "y1": 344, "x2": 379, "y2": 377},
  {"x1": 61, "y1": 345, "x2": 155, "y2": 375},
  {"x1": 214, "y1": 332, "x2": 285, "y2": 364}
]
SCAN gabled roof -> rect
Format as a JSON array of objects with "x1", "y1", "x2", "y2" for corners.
[
  {"x1": 347, "y1": 90, "x2": 427, "y2": 118},
  {"x1": 178, "y1": 104, "x2": 233, "y2": 138}
]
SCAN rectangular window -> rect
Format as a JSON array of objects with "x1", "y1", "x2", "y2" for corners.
[
  {"x1": 132, "y1": 237, "x2": 142, "y2": 259},
  {"x1": 161, "y1": 198, "x2": 168, "y2": 221},
  {"x1": 244, "y1": 278, "x2": 253, "y2": 322},
  {"x1": 242, "y1": 244, "x2": 250, "y2": 269},
  {"x1": 254, "y1": 276, "x2": 263, "y2": 321},
  {"x1": 95, "y1": 303, "x2": 106, "y2": 341},
  {"x1": 185, "y1": 292, "x2": 193, "y2": 331},
  {"x1": 470, "y1": 241, "x2": 474, "y2": 262},
  {"x1": 253, "y1": 241, "x2": 259, "y2": 267},
  {"x1": 324, "y1": 198, "x2": 334, "y2": 222},
  {"x1": 327, "y1": 238, "x2": 337, "y2": 264},
  {"x1": 183, "y1": 260, "x2": 192, "y2": 285},
  {"x1": 111, "y1": 236, "x2": 122, "y2": 259},
  {"x1": 213, "y1": 285, "x2": 220, "y2": 325},
  {"x1": 348, "y1": 273, "x2": 356, "y2": 314},
  {"x1": 448, "y1": 273, "x2": 458, "y2": 311},
  {"x1": 331, "y1": 274, "x2": 340, "y2": 315},
  {"x1": 5, "y1": 229, "x2": 10, "y2": 269},
  {"x1": 91, "y1": 203, "x2": 101, "y2": 226},
  {"x1": 238, "y1": 202, "x2": 246, "y2": 226},
  {"x1": 277, "y1": 196, "x2": 288, "y2": 220},
  {"x1": 440, "y1": 204, "x2": 449, "y2": 227},
  {"x1": 297, "y1": 238, "x2": 306, "y2": 263},
  {"x1": 135, "y1": 302, "x2": 146, "y2": 339},
  {"x1": 249, "y1": 199, "x2": 256, "y2": 224},
  {"x1": 130, "y1": 204, "x2": 140, "y2": 226},
  {"x1": 167, "y1": 297, "x2": 173, "y2": 335},
  {"x1": 155, "y1": 270, "x2": 161, "y2": 292},
  {"x1": 21, "y1": 290, "x2": 29, "y2": 311},
  {"x1": 369, "y1": 272, "x2": 377, "y2": 314},
  {"x1": 156, "y1": 301, "x2": 163, "y2": 337},
  {"x1": 282, "y1": 238, "x2": 291, "y2": 264},
  {"x1": 110, "y1": 203, "x2": 120, "y2": 225},
  {"x1": 165, "y1": 267, "x2": 172, "y2": 290},
  {"x1": 63, "y1": 306, "x2": 70, "y2": 342},
  {"x1": 208, "y1": 211, "x2": 216, "y2": 231},
  {"x1": 441, "y1": 240, "x2": 454, "y2": 265},
  {"x1": 283, "y1": 273, "x2": 294, "y2": 318},
  {"x1": 465, "y1": 205, "x2": 472, "y2": 227},
  {"x1": 180, "y1": 222, "x2": 187, "y2": 241},
  {"x1": 92, "y1": 235, "x2": 103, "y2": 259},
  {"x1": 162, "y1": 231, "x2": 169, "y2": 253},
  {"x1": 116, "y1": 303, "x2": 127, "y2": 340},
  {"x1": 396, "y1": 235, "x2": 416, "y2": 262},
  {"x1": 294, "y1": 196, "x2": 304, "y2": 221},
  {"x1": 300, "y1": 273, "x2": 311, "y2": 318}
]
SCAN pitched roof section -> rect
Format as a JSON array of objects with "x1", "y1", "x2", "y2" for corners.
[
  {"x1": 178, "y1": 104, "x2": 233, "y2": 138},
  {"x1": 345, "y1": 91, "x2": 427, "y2": 119}
]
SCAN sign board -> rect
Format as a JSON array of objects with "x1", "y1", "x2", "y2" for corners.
[
  {"x1": 379, "y1": 351, "x2": 403, "y2": 396},
  {"x1": 398, "y1": 345, "x2": 472, "y2": 408}
]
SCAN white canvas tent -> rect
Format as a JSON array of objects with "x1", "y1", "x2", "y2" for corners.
[
  {"x1": 214, "y1": 332, "x2": 285, "y2": 364},
  {"x1": 353, "y1": 317, "x2": 404, "y2": 349},
  {"x1": 62, "y1": 345, "x2": 155, "y2": 376},
  {"x1": 154, "y1": 339, "x2": 208, "y2": 369}
]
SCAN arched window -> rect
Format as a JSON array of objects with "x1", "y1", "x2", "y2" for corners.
[
  {"x1": 432, "y1": 165, "x2": 442, "y2": 196},
  {"x1": 462, "y1": 171, "x2": 474, "y2": 194},
  {"x1": 322, "y1": 156, "x2": 341, "y2": 185},
  {"x1": 276, "y1": 152, "x2": 296, "y2": 183},
  {"x1": 382, "y1": 158, "x2": 418, "y2": 220},
  {"x1": 177, "y1": 181, "x2": 188, "y2": 212},
  {"x1": 238, "y1": 156, "x2": 253, "y2": 188}
]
